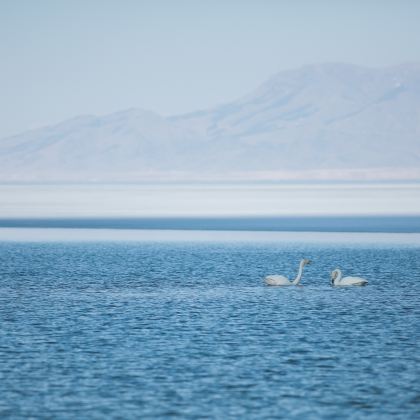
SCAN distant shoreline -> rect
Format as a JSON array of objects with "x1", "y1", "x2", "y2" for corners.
[
  {"x1": 1, "y1": 180, "x2": 420, "y2": 185},
  {"x1": 1, "y1": 216, "x2": 419, "y2": 233}
]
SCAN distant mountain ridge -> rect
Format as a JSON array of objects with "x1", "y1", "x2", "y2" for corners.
[{"x1": 1, "y1": 63, "x2": 420, "y2": 181}]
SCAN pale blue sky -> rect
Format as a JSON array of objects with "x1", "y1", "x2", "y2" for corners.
[{"x1": 1, "y1": 0, "x2": 420, "y2": 138}]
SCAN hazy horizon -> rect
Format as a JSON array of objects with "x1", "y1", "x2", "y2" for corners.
[
  {"x1": 1, "y1": 2, "x2": 420, "y2": 202},
  {"x1": 1, "y1": 183, "x2": 419, "y2": 218},
  {"x1": 2, "y1": 0, "x2": 420, "y2": 138},
  {"x1": 2, "y1": 60, "x2": 419, "y2": 139}
]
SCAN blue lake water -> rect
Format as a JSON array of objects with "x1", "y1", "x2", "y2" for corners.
[{"x1": 0, "y1": 234, "x2": 419, "y2": 419}]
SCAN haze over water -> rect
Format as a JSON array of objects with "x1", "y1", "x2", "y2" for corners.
[{"x1": 0, "y1": 183, "x2": 419, "y2": 218}]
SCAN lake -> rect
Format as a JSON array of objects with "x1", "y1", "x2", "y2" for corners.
[{"x1": 1, "y1": 231, "x2": 419, "y2": 418}]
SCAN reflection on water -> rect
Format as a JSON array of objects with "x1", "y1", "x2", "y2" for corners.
[{"x1": 0, "y1": 239, "x2": 419, "y2": 418}]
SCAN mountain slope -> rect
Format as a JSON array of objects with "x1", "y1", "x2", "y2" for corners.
[{"x1": 1, "y1": 63, "x2": 419, "y2": 181}]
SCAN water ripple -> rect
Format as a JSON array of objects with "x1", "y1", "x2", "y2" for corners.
[{"x1": 0, "y1": 241, "x2": 419, "y2": 418}]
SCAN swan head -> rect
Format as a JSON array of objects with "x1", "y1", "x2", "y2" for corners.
[
  {"x1": 331, "y1": 269, "x2": 339, "y2": 284},
  {"x1": 302, "y1": 258, "x2": 311, "y2": 266}
]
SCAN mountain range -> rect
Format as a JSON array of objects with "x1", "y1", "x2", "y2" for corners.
[{"x1": 1, "y1": 62, "x2": 419, "y2": 182}]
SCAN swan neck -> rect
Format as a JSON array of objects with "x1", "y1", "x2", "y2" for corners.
[
  {"x1": 334, "y1": 269, "x2": 343, "y2": 285},
  {"x1": 292, "y1": 261, "x2": 305, "y2": 285}
]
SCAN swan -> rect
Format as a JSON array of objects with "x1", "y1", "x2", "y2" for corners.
[
  {"x1": 265, "y1": 259, "x2": 311, "y2": 286},
  {"x1": 330, "y1": 268, "x2": 368, "y2": 286}
]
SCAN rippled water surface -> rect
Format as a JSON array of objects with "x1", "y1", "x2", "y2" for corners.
[{"x1": 1, "y1": 238, "x2": 419, "y2": 419}]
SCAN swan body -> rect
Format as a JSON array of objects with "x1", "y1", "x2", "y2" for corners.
[
  {"x1": 265, "y1": 259, "x2": 311, "y2": 286},
  {"x1": 331, "y1": 269, "x2": 368, "y2": 287}
]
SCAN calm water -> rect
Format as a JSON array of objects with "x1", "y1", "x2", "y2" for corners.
[{"x1": 0, "y1": 237, "x2": 419, "y2": 419}]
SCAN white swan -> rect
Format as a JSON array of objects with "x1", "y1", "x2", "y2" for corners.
[
  {"x1": 265, "y1": 259, "x2": 311, "y2": 286},
  {"x1": 331, "y1": 268, "x2": 368, "y2": 286}
]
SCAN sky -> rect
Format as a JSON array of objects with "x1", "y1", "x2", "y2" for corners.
[{"x1": 1, "y1": 0, "x2": 420, "y2": 139}]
